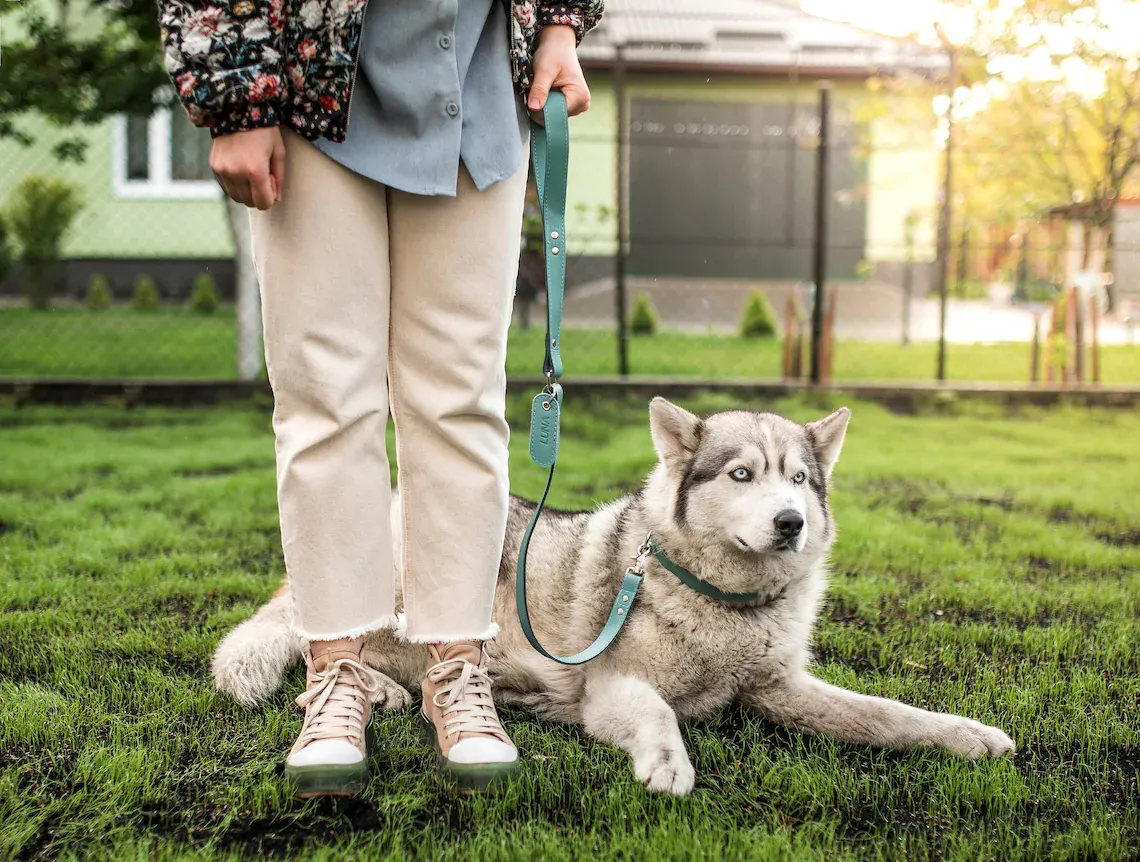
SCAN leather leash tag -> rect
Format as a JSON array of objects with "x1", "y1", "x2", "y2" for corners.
[{"x1": 529, "y1": 385, "x2": 561, "y2": 469}]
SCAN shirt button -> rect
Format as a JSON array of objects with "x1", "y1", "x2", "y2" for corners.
[
  {"x1": 445, "y1": 101, "x2": 460, "y2": 117},
  {"x1": 439, "y1": 34, "x2": 452, "y2": 49}
]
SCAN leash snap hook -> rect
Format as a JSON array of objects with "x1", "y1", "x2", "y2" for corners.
[{"x1": 626, "y1": 533, "x2": 655, "y2": 576}]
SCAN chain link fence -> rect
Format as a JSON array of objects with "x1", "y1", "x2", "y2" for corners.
[{"x1": 2, "y1": 79, "x2": 1138, "y2": 387}]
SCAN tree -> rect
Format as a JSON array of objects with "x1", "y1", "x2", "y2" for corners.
[
  {"x1": 0, "y1": 1, "x2": 168, "y2": 159},
  {"x1": 946, "y1": 0, "x2": 1140, "y2": 308},
  {"x1": 0, "y1": 0, "x2": 263, "y2": 374}
]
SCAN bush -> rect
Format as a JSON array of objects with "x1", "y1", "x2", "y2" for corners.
[
  {"x1": 132, "y1": 274, "x2": 161, "y2": 311},
  {"x1": 5, "y1": 175, "x2": 83, "y2": 310},
  {"x1": 86, "y1": 274, "x2": 112, "y2": 311},
  {"x1": 1052, "y1": 293, "x2": 1068, "y2": 334},
  {"x1": 740, "y1": 291, "x2": 777, "y2": 339},
  {"x1": 0, "y1": 216, "x2": 13, "y2": 285},
  {"x1": 629, "y1": 293, "x2": 659, "y2": 336},
  {"x1": 189, "y1": 272, "x2": 219, "y2": 314}
]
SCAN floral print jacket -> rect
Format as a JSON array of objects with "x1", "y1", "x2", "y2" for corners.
[{"x1": 159, "y1": 0, "x2": 603, "y2": 140}]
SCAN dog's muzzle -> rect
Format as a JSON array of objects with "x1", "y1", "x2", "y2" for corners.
[{"x1": 771, "y1": 510, "x2": 804, "y2": 551}]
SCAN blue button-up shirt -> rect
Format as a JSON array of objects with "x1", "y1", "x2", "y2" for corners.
[{"x1": 313, "y1": 0, "x2": 528, "y2": 197}]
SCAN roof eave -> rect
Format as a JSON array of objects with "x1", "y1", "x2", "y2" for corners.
[{"x1": 581, "y1": 56, "x2": 949, "y2": 81}]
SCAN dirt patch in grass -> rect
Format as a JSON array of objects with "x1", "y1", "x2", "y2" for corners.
[
  {"x1": 1016, "y1": 743, "x2": 1139, "y2": 809},
  {"x1": 1047, "y1": 505, "x2": 1079, "y2": 524},
  {"x1": 175, "y1": 464, "x2": 244, "y2": 479},
  {"x1": 970, "y1": 495, "x2": 1016, "y2": 511},
  {"x1": 859, "y1": 477, "x2": 936, "y2": 515},
  {"x1": 811, "y1": 644, "x2": 888, "y2": 677},
  {"x1": 841, "y1": 797, "x2": 934, "y2": 842},
  {"x1": 226, "y1": 545, "x2": 285, "y2": 576},
  {"x1": 174, "y1": 460, "x2": 270, "y2": 479},
  {"x1": 1026, "y1": 556, "x2": 1061, "y2": 574},
  {"x1": 217, "y1": 798, "x2": 395, "y2": 858},
  {"x1": 922, "y1": 605, "x2": 1105, "y2": 631},
  {"x1": 1096, "y1": 529, "x2": 1140, "y2": 548},
  {"x1": 1047, "y1": 507, "x2": 1137, "y2": 546},
  {"x1": 567, "y1": 479, "x2": 643, "y2": 499},
  {"x1": 856, "y1": 480, "x2": 1017, "y2": 544},
  {"x1": 1102, "y1": 745, "x2": 1140, "y2": 808},
  {"x1": 821, "y1": 595, "x2": 1099, "y2": 634},
  {"x1": 146, "y1": 596, "x2": 214, "y2": 628}
]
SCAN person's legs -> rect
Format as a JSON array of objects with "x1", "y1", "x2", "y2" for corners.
[
  {"x1": 387, "y1": 159, "x2": 527, "y2": 783},
  {"x1": 250, "y1": 129, "x2": 398, "y2": 796},
  {"x1": 386, "y1": 161, "x2": 525, "y2": 642}
]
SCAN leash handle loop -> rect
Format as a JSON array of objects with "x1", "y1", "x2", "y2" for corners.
[
  {"x1": 531, "y1": 91, "x2": 567, "y2": 381},
  {"x1": 515, "y1": 91, "x2": 640, "y2": 666}
]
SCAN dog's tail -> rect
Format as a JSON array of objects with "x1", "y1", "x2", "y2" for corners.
[{"x1": 211, "y1": 582, "x2": 303, "y2": 706}]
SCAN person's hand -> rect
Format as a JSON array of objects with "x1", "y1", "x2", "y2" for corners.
[
  {"x1": 527, "y1": 24, "x2": 591, "y2": 122},
  {"x1": 210, "y1": 126, "x2": 286, "y2": 210}
]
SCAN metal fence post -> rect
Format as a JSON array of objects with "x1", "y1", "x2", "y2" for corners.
[
  {"x1": 810, "y1": 82, "x2": 831, "y2": 385},
  {"x1": 935, "y1": 28, "x2": 957, "y2": 382},
  {"x1": 614, "y1": 44, "x2": 630, "y2": 378}
]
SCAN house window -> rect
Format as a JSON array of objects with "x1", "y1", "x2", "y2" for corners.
[{"x1": 113, "y1": 107, "x2": 219, "y2": 199}]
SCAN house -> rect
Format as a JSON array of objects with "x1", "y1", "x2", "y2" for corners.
[{"x1": 0, "y1": 0, "x2": 946, "y2": 301}]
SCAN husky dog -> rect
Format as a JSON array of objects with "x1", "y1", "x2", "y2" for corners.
[{"x1": 213, "y1": 399, "x2": 1015, "y2": 795}]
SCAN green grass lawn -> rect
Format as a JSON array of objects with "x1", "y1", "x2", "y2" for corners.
[
  {"x1": 0, "y1": 394, "x2": 1137, "y2": 860},
  {"x1": 3, "y1": 307, "x2": 1138, "y2": 383}
]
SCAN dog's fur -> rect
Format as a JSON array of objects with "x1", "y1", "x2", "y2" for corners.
[{"x1": 213, "y1": 399, "x2": 1015, "y2": 794}]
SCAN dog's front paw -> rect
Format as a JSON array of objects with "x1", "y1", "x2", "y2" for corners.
[
  {"x1": 371, "y1": 675, "x2": 412, "y2": 711},
  {"x1": 937, "y1": 717, "x2": 1015, "y2": 759},
  {"x1": 633, "y1": 747, "x2": 696, "y2": 796}
]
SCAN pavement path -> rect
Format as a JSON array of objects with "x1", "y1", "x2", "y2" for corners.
[{"x1": 530, "y1": 277, "x2": 1138, "y2": 345}]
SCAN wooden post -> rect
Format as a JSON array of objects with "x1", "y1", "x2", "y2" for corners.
[
  {"x1": 934, "y1": 35, "x2": 957, "y2": 382},
  {"x1": 823, "y1": 289, "x2": 838, "y2": 383},
  {"x1": 782, "y1": 297, "x2": 795, "y2": 380},
  {"x1": 818, "y1": 300, "x2": 829, "y2": 385},
  {"x1": 1064, "y1": 287, "x2": 1077, "y2": 388},
  {"x1": 1029, "y1": 312, "x2": 1041, "y2": 385},
  {"x1": 791, "y1": 329, "x2": 802, "y2": 380},
  {"x1": 1074, "y1": 286, "x2": 1085, "y2": 384},
  {"x1": 1089, "y1": 294, "x2": 1101, "y2": 385},
  {"x1": 614, "y1": 45, "x2": 630, "y2": 377},
  {"x1": 1043, "y1": 305, "x2": 1054, "y2": 385},
  {"x1": 802, "y1": 323, "x2": 810, "y2": 381}
]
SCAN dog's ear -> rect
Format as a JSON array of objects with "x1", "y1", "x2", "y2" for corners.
[
  {"x1": 804, "y1": 407, "x2": 850, "y2": 477},
  {"x1": 649, "y1": 397, "x2": 702, "y2": 467}
]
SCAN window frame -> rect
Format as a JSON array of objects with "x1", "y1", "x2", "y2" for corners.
[{"x1": 111, "y1": 109, "x2": 220, "y2": 200}]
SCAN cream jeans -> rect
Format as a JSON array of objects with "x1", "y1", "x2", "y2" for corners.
[{"x1": 250, "y1": 129, "x2": 526, "y2": 643}]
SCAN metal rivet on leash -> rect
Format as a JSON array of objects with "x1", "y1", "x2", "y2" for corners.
[
  {"x1": 621, "y1": 595, "x2": 629, "y2": 602},
  {"x1": 542, "y1": 400, "x2": 551, "y2": 411},
  {"x1": 551, "y1": 338, "x2": 557, "y2": 347},
  {"x1": 551, "y1": 231, "x2": 559, "y2": 239},
  {"x1": 617, "y1": 608, "x2": 624, "y2": 615},
  {"x1": 552, "y1": 247, "x2": 559, "y2": 254}
]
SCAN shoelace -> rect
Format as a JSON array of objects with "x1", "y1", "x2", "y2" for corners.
[
  {"x1": 295, "y1": 657, "x2": 382, "y2": 747},
  {"x1": 426, "y1": 657, "x2": 510, "y2": 743}
]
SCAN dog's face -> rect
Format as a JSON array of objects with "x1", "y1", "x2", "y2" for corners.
[{"x1": 649, "y1": 398, "x2": 849, "y2": 559}]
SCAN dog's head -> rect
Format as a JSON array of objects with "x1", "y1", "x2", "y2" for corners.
[{"x1": 647, "y1": 398, "x2": 849, "y2": 566}]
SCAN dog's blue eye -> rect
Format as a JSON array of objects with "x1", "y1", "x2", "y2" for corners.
[
  {"x1": 730, "y1": 468, "x2": 751, "y2": 482},
  {"x1": 792, "y1": 471, "x2": 807, "y2": 485}
]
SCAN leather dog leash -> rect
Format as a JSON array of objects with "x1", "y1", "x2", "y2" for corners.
[
  {"x1": 514, "y1": 93, "x2": 761, "y2": 666},
  {"x1": 515, "y1": 91, "x2": 643, "y2": 665}
]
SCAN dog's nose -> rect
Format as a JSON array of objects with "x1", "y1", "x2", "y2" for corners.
[{"x1": 774, "y1": 510, "x2": 804, "y2": 537}]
